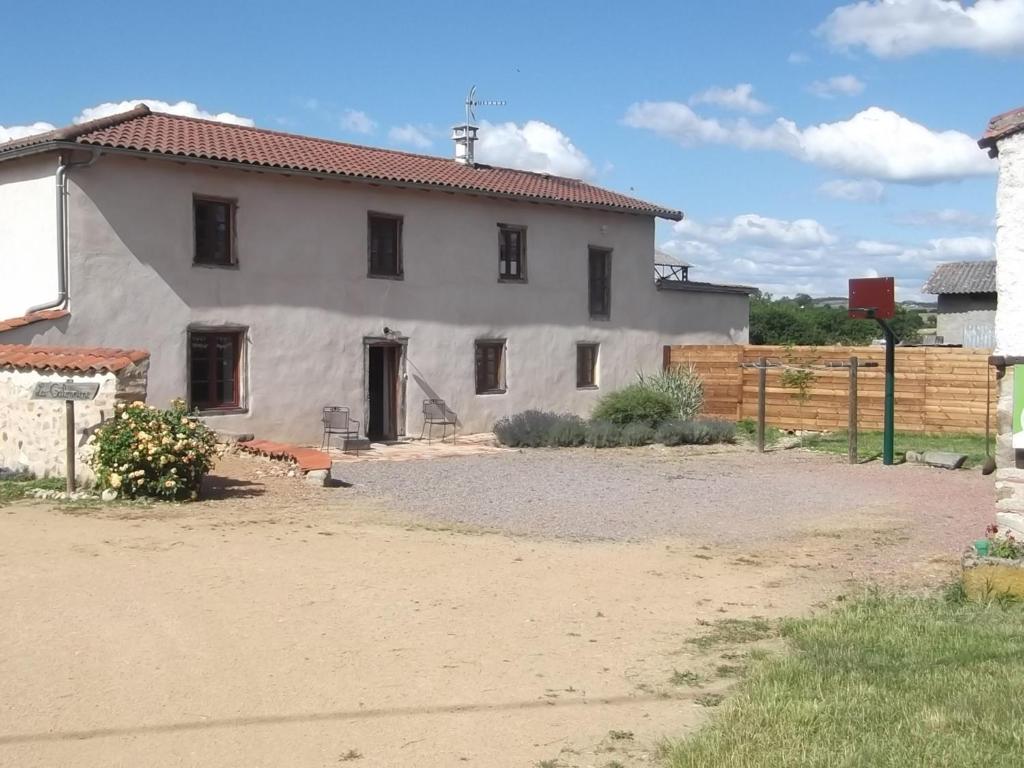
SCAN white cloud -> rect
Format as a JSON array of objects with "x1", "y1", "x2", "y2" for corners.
[
  {"x1": 623, "y1": 102, "x2": 994, "y2": 183},
  {"x1": 819, "y1": 0, "x2": 1024, "y2": 57},
  {"x1": 808, "y1": 75, "x2": 866, "y2": 98},
  {"x1": 340, "y1": 109, "x2": 376, "y2": 134},
  {"x1": 690, "y1": 83, "x2": 769, "y2": 114},
  {"x1": 674, "y1": 214, "x2": 837, "y2": 248},
  {"x1": 388, "y1": 124, "x2": 433, "y2": 149},
  {"x1": 0, "y1": 121, "x2": 56, "y2": 143},
  {"x1": 788, "y1": 51, "x2": 810, "y2": 64},
  {"x1": 75, "y1": 99, "x2": 254, "y2": 126},
  {"x1": 895, "y1": 208, "x2": 994, "y2": 229},
  {"x1": 660, "y1": 212, "x2": 993, "y2": 299},
  {"x1": 819, "y1": 178, "x2": 885, "y2": 202},
  {"x1": 476, "y1": 120, "x2": 595, "y2": 179}
]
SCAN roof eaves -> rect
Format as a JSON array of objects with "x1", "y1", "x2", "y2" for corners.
[
  {"x1": 656, "y1": 279, "x2": 756, "y2": 295},
  {"x1": 979, "y1": 106, "x2": 1024, "y2": 157},
  {"x1": 0, "y1": 104, "x2": 151, "y2": 155}
]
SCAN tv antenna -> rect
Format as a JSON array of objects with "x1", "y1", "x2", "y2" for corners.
[
  {"x1": 453, "y1": 85, "x2": 506, "y2": 166},
  {"x1": 465, "y1": 85, "x2": 506, "y2": 126}
]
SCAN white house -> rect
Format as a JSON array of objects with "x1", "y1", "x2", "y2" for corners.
[{"x1": 0, "y1": 105, "x2": 750, "y2": 443}]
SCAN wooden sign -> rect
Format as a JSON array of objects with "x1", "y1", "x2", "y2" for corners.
[{"x1": 31, "y1": 381, "x2": 100, "y2": 401}]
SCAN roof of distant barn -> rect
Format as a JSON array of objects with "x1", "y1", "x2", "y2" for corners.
[{"x1": 0, "y1": 104, "x2": 682, "y2": 220}]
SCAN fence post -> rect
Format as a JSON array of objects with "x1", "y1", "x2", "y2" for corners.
[
  {"x1": 848, "y1": 356, "x2": 858, "y2": 465},
  {"x1": 757, "y1": 356, "x2": 767, "y2": 453}
]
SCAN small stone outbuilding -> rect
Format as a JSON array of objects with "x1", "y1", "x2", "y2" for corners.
[
  {"x1": 921, "y1": 260, "x2": 996, "y2": 348},
  {"x1": 0, "y1": 344, "x2": 149, "y2": 481}
]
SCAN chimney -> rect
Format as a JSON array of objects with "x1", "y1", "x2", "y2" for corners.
[{"x1": 452, "y1": 123, "x2": 478, "y2": 165}]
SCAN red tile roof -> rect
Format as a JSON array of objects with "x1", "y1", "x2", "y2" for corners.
[
  {"x1": 0, "y1": 344, "x2": 149, "y2": 374},
  {"x1": 979, "y1": 106, "x2": 1024, "y2": 156},
  {"x1": 0, "y1": 105, "x2": 682, "y2": 220},
  {"x1": 0, "y1": 309, "x2": 70, "y2": 334}
]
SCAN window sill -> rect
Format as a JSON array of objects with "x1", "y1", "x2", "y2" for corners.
[
  {"x1": 193, "y1": 262, "x2": 240, "y2": 270},
  {"x1": 368, "y1": 273, "x2": 404, "y2": 281},
  {"x1": 195, "y1": 406, "x2": 248, "y2": 416},
  {"x1": 498, "y1": 277, "x2": 528, "y2": 284},
  {"x1": 475, "y1": 389, "x2": 507, "y2": 396},
  {"x1": 576, "y1": 385, "x2": 599, "y2": 391},
  {"x1": 589, "y1": 315, "x2": 611, "y2": 322}
]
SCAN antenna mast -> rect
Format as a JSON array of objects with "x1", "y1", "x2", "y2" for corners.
[{"x1": 453, "y1": 85, "x2": 506, "y2": 166}]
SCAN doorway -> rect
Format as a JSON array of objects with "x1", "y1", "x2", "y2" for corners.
[{"x1": 366, "y1": 343, "x2": 404, "y2": 441}]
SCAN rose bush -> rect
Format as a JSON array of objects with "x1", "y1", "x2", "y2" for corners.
[{"x1": 89, "y1": 399, "x2": 218, "y2": 500}]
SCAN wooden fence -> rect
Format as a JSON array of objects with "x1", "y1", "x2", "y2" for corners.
[{"x1": 663, "y1": 344, "x2": 994, "y2": 434}]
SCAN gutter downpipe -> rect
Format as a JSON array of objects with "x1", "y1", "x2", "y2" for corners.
[{"x1": 27, "y1": 148, "x2": 100, "y2": 314}]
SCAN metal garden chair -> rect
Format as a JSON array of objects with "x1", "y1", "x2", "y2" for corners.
[
  {"x1": 321, "y1": 406, "x2": 361, "y2": 452},
  {"x1": 420, "y1": 399, "x2": 457, "y2": 444}
]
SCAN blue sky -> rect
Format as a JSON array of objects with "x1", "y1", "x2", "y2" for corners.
[{"x1": 2, "y1": 0, "x2": 1020, "y2": 300}]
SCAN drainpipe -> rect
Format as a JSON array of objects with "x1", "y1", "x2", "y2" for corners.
[{"x1": 27, "y1": 149, "x2": 100, "y2": 314}]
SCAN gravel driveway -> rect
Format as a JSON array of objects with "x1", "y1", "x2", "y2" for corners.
[{"x1": 334, "y1": 447, "x2": 993, "y2": 545}]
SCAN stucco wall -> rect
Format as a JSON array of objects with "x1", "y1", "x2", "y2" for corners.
[
  {"x1": 994, "y1": 131, "x2": 1024, "y2": 502},
  {"x1": 935, "y1": 293, "x2": 996, "y2": 347},
  {"x1": 0, "y1": 154, "x2": 57, "y2": 319},
  {"x1": 3, "y1": 152, "x2": 748, "y2": 442}
]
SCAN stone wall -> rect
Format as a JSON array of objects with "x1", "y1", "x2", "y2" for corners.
[{"x1": 0, "y1": 360, "x2": 148, "y2": 481}]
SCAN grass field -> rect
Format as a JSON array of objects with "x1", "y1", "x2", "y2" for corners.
[
  {"x1": 0, "y1": 476, "x2": 64, "y2": 504},
  {"x1": 803, "y1": 430, "x2": 991, "y2": 466},
  {"x1": 666, "y1": 592, "x2": 1024, "y2": 768}
]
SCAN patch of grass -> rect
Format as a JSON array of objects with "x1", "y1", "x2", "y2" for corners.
[
  {"x1": 669, "y1": 669, "x2": 702, "y2": 687},
  {"x1": 0, "y1": 476, "x2": 65, "y2": 505},
  {"x1": 666, "y1": 593, "x2": 1024, "y2": 767},
  {"x1": 714, "y1": 663, "x2": 745, "y2": 677},
  {"x1": 688, "y1": 617, "x2": 777, "y2": 649},
  {"x1": 338, "y1": 749, "x2": 362, "y2": 761},
  {"x1": 535, "y1": 760, "x2": 560, "y2": 768},
  {"x1": 607, "y1": 730, "x2": 634, "y2": 741},
  {"x1": 802, "y1": 429, "x2": 990, "y2": 467},
  {"x1": 736, "y1": 418, "x2": 784, "y2": 445},
  {"x1": 694, "y1": 693, "x2": 725, "y2": 707}
]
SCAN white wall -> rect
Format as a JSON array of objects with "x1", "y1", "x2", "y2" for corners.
[
  {"x1": 0, "y1": 155, "x2": 57, "y2": 319},
  {"x1": 4, "y1": 152, "x2": 748, "y2": 442}
]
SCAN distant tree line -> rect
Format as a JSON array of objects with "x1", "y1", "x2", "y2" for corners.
[{"x1": 749, "y1": 293, "x2": 925, "y2": 346}]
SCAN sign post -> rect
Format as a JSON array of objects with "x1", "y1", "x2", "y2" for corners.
[
  {"x1": 31, "y1": 380, "x2": 100, "y2": 493},
  {"x1": 848, "y1": 277, "x2": 898, "y2": 466}
]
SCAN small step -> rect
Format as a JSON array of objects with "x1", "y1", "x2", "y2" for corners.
[{"x1": 342, "y1": 437, "x2": 371, "y2": 452}]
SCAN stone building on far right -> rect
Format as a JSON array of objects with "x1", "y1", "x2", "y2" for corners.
[{"x1": 979, "y1": 108, "x2": 1024, "y2": 521}]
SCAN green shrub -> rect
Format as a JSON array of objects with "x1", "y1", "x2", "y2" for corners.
[
  {"x1": 621, "y1": 422, "x2": 656, "y2": 446},
  {"x1": 591, "y1": 384, "x2": 676, "y2": 427},
  {"x1": 493, "y1": 410, "x2": 560, "y2": 447},
  {"x1": 493, "y1": 411, "x2": 588, "y2": 448},
  {"x1": 547, "y1": 414, "x2": 588, "y2": 447},
  {"x1": 89, "y1": 399, "x2": 218, "y2": 500},
  {"x1": 636, "y1": 366, "x2": 704, "y2": 420},
  {"x1": 656, "y1": 419, "x2": 736, "y2": 446},
  {"x1": 586, "y1": 421, "x2": 623, "y2": 448}
]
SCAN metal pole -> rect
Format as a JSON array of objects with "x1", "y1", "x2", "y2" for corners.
[
  {"x1": 757, "y1": 356, "x2": 767, "y2": 453},
  {"x1": 881, "y1": 324, "x2": 896, "y2": 466},
  {"x1": 848, "y1": 356, "x2": 858, "y2": 465},
  {"x1": 65, "y1": 399, "x2": 76, "y2": 494}
]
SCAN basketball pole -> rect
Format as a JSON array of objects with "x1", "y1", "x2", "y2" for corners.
[{"x1": 876, "y1": 319, "x2": 899, "y2": 466}]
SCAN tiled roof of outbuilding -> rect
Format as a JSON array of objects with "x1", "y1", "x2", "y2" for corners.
[
  {"x1": 0, "y1": 105, "x2": 682, "y2": 220},
  {"x1": 979, "y1": 106, "x2": 1024, "y2": 155},
  {"x1": 922, "y1": 260, "x2": 996, "y2": 295},
  {"x1": 0, "y1": 309, "x2": 69, "y2": 334},
  {"x1": 0, "y1": 344, "x2": 149, "y2": 373}
]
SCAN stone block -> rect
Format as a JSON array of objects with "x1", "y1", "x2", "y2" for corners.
[
  {"x1": 996, "y1": 512, "x2": 1024, "y2": 537},
  {"x1": 996, "y1": 496, "x2": 1024, "y2": 513},
  {"x1": 305, "y1": 469, "x2": 329, "y2": 486},
  {"x1": 921, "y1": 451, "x2": 968, "y2": 470}
]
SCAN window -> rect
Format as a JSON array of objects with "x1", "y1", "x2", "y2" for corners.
[
  {"x1": 194, "y1": 197, "x2": 235, "y2": 266},
  {"x1": 189, "y1": 330, "x2": 244, "y2": 410},
  {"x1": 368, "y1": 213, "x2": 403, "y2": 278},
  {"x1": 498, "y1": 224, "x2": 526, "y2": 281},
  {"x1": 475, "y1": 339, "x2": 506, "y2": 394},
  {"x1": 576, "y1": 343, "x2": 599, "y2": 388},
  {"x1": 588, "y1": 247, "x2": 612, "y2": 319}
]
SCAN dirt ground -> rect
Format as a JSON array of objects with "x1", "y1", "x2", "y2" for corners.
[{"x1": 0, "y1": 448, "x2": 993, "y2": 767}]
